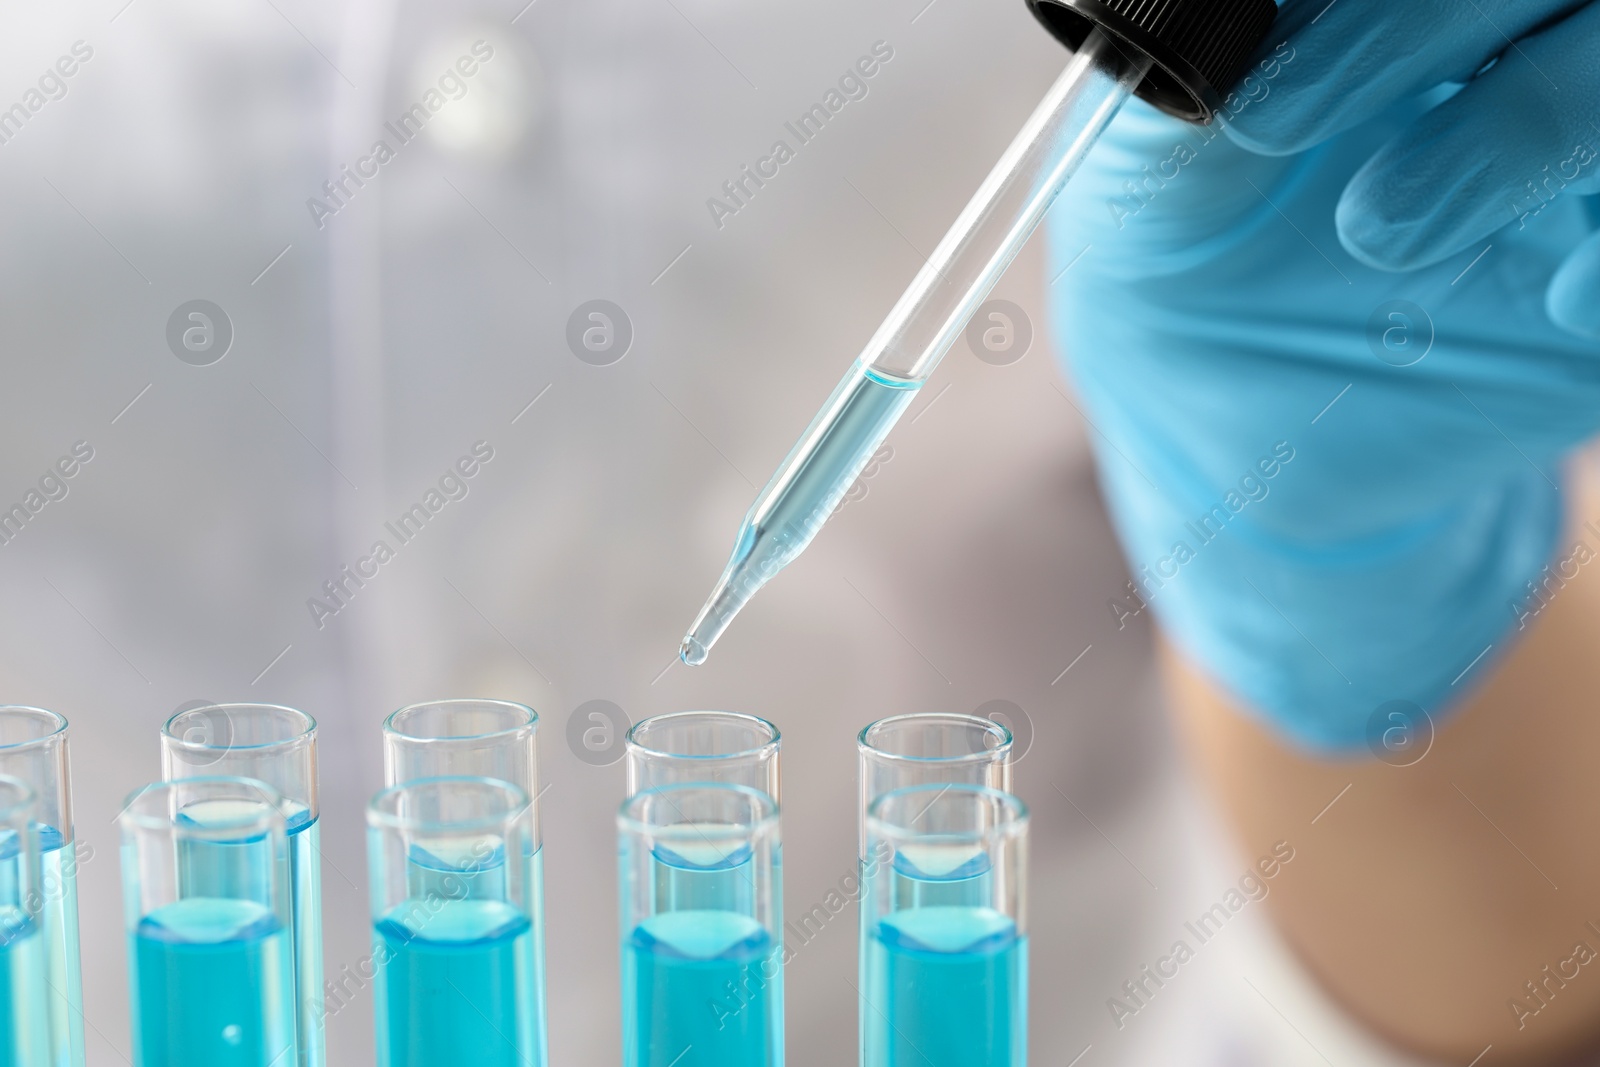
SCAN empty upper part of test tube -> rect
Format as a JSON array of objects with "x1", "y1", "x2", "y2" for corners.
[
  {"x1": 680, "y1": 0, "x2": 1278, "y2": 666},
  {"x1": 857, "y1": 714, "x2": 1012, "y2": 856},
  {"x1": 384, "y1": 700, "x2": 540, "y2": 814},
  {"x1": 368, "y1": 776, "x2": 536, "y2": 934},
  {"x1": 119, "y1": 775, "x2": 293, "y2": 918},
  {"x1": 625, "y1": 711, "x2": 781, "y2": 801},
  {"x1": 367, "y1": 775, "x2": 534, "y2": 897},
  {"x1": 0, "y1": 707, "x2": 73, "y2": 848},
  {"x1": 162, "y1": 703, "x2": 319, "y2": 826},
  {"x1": 618, "y1": 783, "x2": 780, "y2": 923}
]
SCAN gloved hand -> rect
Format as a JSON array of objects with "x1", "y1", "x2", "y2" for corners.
[
  {"x1": 1225, "y1": 0, "x2": 1600, "y2": 335},
  {"x1": 1044, "y1": 0, "x2": 1600, "y2": 751}
]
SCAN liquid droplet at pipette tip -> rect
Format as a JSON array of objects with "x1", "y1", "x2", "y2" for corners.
[
  {"x1": 679, "y1": 567, "x2": 757, "y2": 666},
  {"x1": 679, "y1": 635, "x2": 708, "y2": 666}
]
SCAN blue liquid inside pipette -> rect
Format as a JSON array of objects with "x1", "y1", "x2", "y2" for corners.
[{"x1": 681, "y1": 361, "x2": 920, "y2": 664}]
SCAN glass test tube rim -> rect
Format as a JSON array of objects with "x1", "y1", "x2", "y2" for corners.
[
  {"x1": 162, "y1": 702, "x2": 317, "y2": 757},
  {"x1": 161, "y1": 703, "x2": 319, "y2": 830},
  {"x1": 857, "y1": 713, "x2": 1014, "y2": 766},
  {"x1": 625, "y1": 710, "x2": 781, "y2": 767},
  {"x1": 617, "y1": 781, "x2": 779, "y2": 840},
  {"x1": 367, "y1": 775, "x2": 531, "y2": 834},
  {"x1": 118, "y1": 775, "x2": 290, "y2": 837},
  {"x1": 366, "y1": 777, "x2": 534, "y2": 948},
  {"x1": 0, "y1": 705, "x2": 69, "y2": 750},
  {"x1": 384, "y1": 698, "x2": 539, "y2": 747},
  {"x1": 866, "y1": 782, "x2": 1029, "y2": 841},
  {"x1": 0, "y1": 705, "x2": 71, "y2": 828},
  {"x1": 866, "y1": 784, "x2": 1029, "y2": 932}
]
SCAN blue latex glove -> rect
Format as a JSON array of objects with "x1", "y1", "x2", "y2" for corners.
[
  {"x1": 1227, "y1": 0, "x2": 1600, "y2": 334},
  {"x1": 1045, "y1": 2, "x2": 1600, "y2": 751}
]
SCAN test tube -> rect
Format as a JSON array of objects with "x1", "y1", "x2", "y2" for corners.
[
  {"x1": 162, "y1": 703, "x2": 323, "y2": 1067},
  {"x1": 0, "y1": 707, "x2": 83, "y2": 1067},
  {"x1": 119, "y1": 776, "x2": 298, "y2": 1067},
  {"x1": 381, "y1": 699, "x2": 546, "y2": 1066},
  {"x1": 619, "y1": 784, "x2": 782, "y2": 1067},
  {"x1": 625, "y1": 711, "x2": 781, "y2": 800},
  {"x1": 383, "y1": 700, "x2": 539, "y2": 794},
  {"x1": 367, "y1": 777, "x2": 540, "y2": 1067},
  {"x1": 0, "y1": 775, "x2": 47, "y2": 1065},
  {"x1": 855, "y1": 714, "x2": 1011, "y2": 1064},
  {"x1": 856, "y1": 714, "x2": 1012, "y2": 858},
  {"x1": 861, "y1": 785, "x2": 1029, "y2": 1067}
]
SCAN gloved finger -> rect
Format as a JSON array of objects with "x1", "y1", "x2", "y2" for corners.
[
  {"x1": 1047, "y1": 101, "x2": 1302, "y2": 277},
  {"x1": 1549, "y1": 221, "x2": 1600, "y2": 337},
  {"x1": 1333, "y1": 0, "x2": 1600, "y2": 271},
  {"x1": 1226, "y1": 0, "x2": 1589, "y2": 156}
]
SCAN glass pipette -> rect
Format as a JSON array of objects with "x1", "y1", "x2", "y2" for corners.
[
  {"x1": 682, "y1": 0, "x2": 1277, "y2": 665},
  {"x1": 679, "y1": 27, "x2": 1145, "y2": 665}
]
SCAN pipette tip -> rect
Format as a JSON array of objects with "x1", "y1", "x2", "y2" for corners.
[
  {"x1": 680, "y1": 569, "x2": 752, "y2": 667},
  {"x1": 679, "y1": 635, "x2": 708, "y2": 667}
]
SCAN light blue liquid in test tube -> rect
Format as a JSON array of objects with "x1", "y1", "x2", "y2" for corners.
[
  {"x1": 620, "y1": 783, "x2": 782, "y2": 1067},
  {"x1": 369, "y1": 776, "x2": 540, "y2": 1066},
  {"x1": 383, "y1": 699, "x2": 547, "y2": 1067},
  {"x1": 862, "y1": 784, "x2": 1028, "y2": 1067},
  {"x1": 0, "y1": 707, "x2": 85, "y2": 1067},
  {"x1": 163, "y1": 704, "x2": 323, "y2": 1067},
  {"x1": 0, "y1": 774, "x2": 49, "y2": 1064},
  {"x1": 120, "y1": 776, "x2": 298, "y2": 1067}
]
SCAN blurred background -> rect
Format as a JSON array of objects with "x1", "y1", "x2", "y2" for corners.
[{"x1": 0, "y1": 0, "x2": 1406, "y2": 1064}]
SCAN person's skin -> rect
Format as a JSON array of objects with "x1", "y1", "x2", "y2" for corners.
[{"x1": 1165, "y1": 468, "x2": 1600, "y2": 1064}]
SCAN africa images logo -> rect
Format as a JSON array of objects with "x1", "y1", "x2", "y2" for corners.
[
  {"x1": 305, "y1": 40, "x2": 496, "y2": 229},
  {"x1": 704, "y1": 40, "x2": 894, "y2": 230}
]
